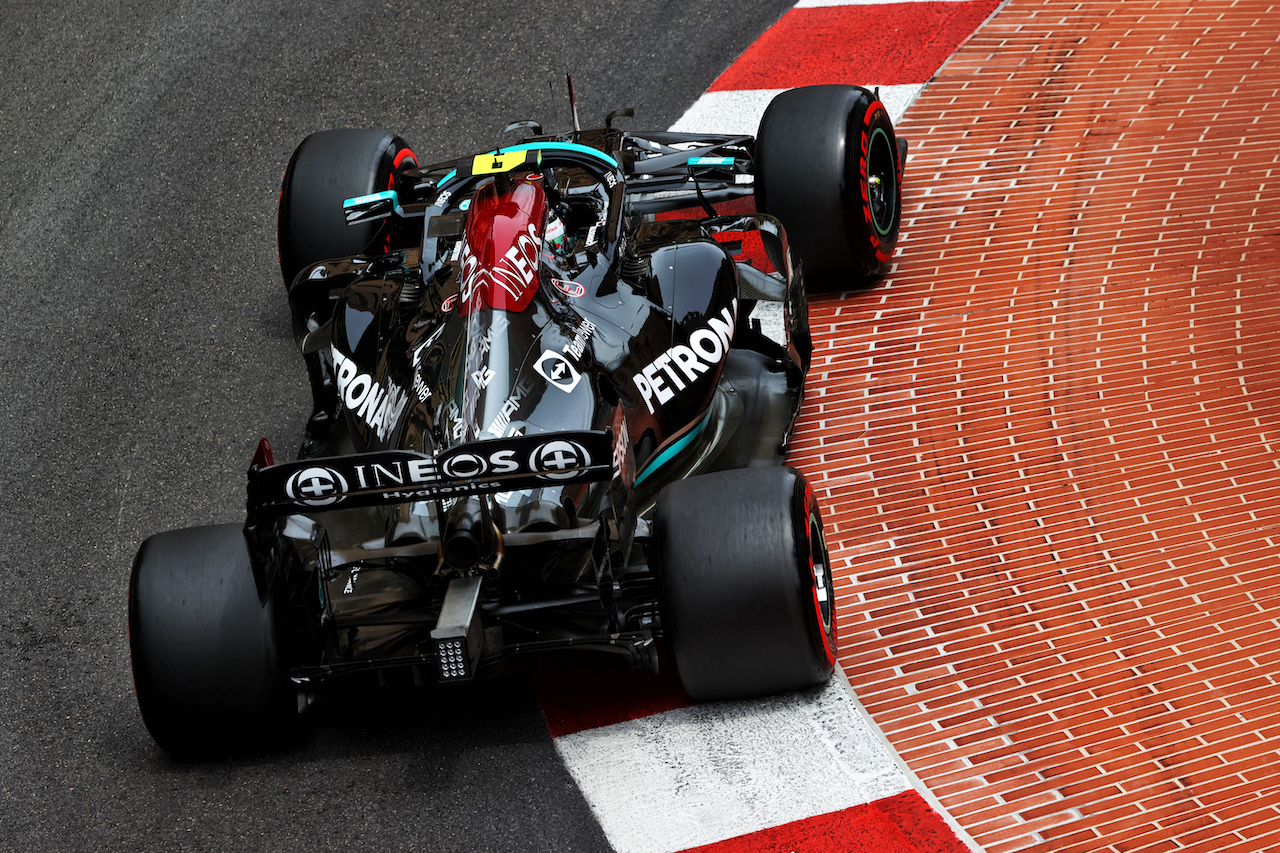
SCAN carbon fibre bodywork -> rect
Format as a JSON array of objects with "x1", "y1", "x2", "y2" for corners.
[{"x1": 253, "y1": 123, "x2": 815, "y2": 686}]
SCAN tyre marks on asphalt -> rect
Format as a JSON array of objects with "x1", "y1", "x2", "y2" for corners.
[{"x1": 534, "y1": 2, "x2": 993, "y2": 851}]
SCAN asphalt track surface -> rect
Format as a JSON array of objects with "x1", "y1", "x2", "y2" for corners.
[{"x1": 0, "y1": 2, "x2": 797, "y2": 850}]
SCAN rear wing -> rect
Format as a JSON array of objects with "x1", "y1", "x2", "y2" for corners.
[{"x1": 247, "y1": 430, "x2": 612, "y2": 519}]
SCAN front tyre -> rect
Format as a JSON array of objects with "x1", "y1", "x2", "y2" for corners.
[
  {"x1": 756, "y1": 85, "x2": 903, "y2": 289},
  {"x1": 655, "y1": 467, "x2": 837, "y2": 701},
  {"x1": 128, "y1": 524, "x2": 297, "y2": 758},
  {"x1": 277, "y1": 128, "x2": 419, "y2": 289}
]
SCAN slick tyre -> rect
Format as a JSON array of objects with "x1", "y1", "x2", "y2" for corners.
[
  {"x1": 756, "y1": 85, "x2": 903, "y2": 289},
  {"x1": 654, "y1": 467, "x2": 837, "y2": 701},
  {"x1": 277, "y1": 128, "x2": 418, "y2": 288},
  {"x1": 128, "y1": 524, "x2": 296, "y2": 758}
]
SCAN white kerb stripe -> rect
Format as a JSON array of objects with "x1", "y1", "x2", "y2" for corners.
[
  {"x1": 553, "y1": 670, "x2": 912, "y2": 853},
  {"x1": 668, "y1": 83, "x2": 925, "y2": 136}
]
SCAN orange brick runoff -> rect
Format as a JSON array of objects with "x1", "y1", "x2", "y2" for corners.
[{"x1": 788, "y1": 0, "x2": 1280, "y2": 851}]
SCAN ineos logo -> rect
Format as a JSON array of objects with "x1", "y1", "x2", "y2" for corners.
[
  {"x1": 441, "y1": 452, "x2": 487, "y2": 479},
  {"x1": 285, "y1": 466, "x2": 349, "y2": 507},
  {"x1": 531, "y1": 440, "x2": 589, "y2": 481},
  {"x1": 441, "y1": 449, "x2": 519, "y2": 480}
]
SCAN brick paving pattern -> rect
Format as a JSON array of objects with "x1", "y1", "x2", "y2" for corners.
[{"x1": 787, "y1": 0, "x2": 1280, "y2": 850}]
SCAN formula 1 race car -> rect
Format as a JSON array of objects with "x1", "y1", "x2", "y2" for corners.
[{"x1": 128, "y1": 84, "x2": 904, "y2": 755}]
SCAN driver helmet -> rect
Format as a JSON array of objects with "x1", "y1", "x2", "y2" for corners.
[{"x1": 545, "y1": 207, "x2": 573, "y2": 256}]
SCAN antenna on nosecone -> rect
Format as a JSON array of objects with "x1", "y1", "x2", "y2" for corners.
[{"x1": 566, "y1": 73, "x2": 581, "y2": 136}]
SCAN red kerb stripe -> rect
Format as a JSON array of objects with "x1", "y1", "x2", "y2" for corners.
[
  {"x1": 709, "y1": 1, "x2": 1002, "y2": 91},
  {"x1": 675, "y1": 790, "x2": 970, "y2": 853}
]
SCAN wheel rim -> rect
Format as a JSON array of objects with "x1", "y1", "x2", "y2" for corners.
[
  {"x1": 865, "y1": 126, "x2": 897, "y2": 237},
  {"x1": 808, "y1": 510, "x2": 837, "y2": 666}
]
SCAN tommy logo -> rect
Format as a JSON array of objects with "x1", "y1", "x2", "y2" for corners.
[
  {"x1": 535, "y1": 350, "x2": 582, "y2": 392},
  {"x1": 285, "y1": 466, "x2": 349, "y2": 507}
]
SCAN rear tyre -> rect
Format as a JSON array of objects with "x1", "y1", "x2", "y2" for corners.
[
  {"x1": 277, "y1": 128, "x2": 418, "y2": 289},
  {"x1": 756, "y1": 85, "x2": 903, "y2": 289},
  {"x1": 128, "y1": 524, "x2": 296, "y2": 758},
  {"x1": 654, "y1": 467, "x2": 837, "y2": 701}
]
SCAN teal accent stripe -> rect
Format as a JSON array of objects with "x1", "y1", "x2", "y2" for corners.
[
  {"x1": 437, "y1": 142, "x2": 620, "y2": 188},
  {"x1": 343, "y1": 189, "x2": 397, "y2": 208},
  {"x1": 634, "y1": 408, "x2": 714, "y2": 487}
]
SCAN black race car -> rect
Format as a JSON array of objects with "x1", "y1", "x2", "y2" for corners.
[{"x1": 128, "y1": 84, "x2": 904, "y2": 755}]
